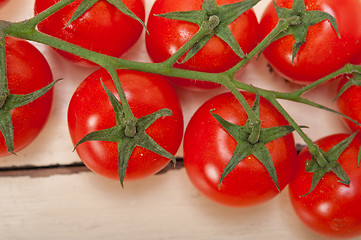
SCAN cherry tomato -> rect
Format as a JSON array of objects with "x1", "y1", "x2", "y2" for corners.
[
  {"x1": 183, "y1": 91, "x2": 297, "y2": 207},
  {"x1": 259, "y1": 0, "x2": 361, "y2": 84},
  {"x1": 0, "y1": 37, "x2": 54, "y2": 156},
  {"x1": 34, "y1": 0, "x2": 145, "y2": 65},
  {"x1": 67, "y1": 69, "x2": 184, "y2": 181},
  {"x1": 289, "y1": 134, "x2": 361, "y2": 239},
  {"x1": 145, "y1": 0, "x2": 259, "y2": 90},
  {"x1": 336, "y1": 77, "x2": 361, "y2": 132},
  {"x1": 336, "y1": 53, "x2": 361, "y2": 133},
  {"x1": 0, "y1": 0, "x2": 9, "y2": 8}
]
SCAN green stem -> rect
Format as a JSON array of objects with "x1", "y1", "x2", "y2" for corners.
[
  {"x1": 4, "y1": 0, "x2": 76, "y2": 37},
  {"x1": 220, "y1": 75, "x2": 261, "y2": 143},
  {"x1": 266, "y1": 95, "x2": 329, "y2": 167},
  {"x1": 6, "y1": 23, "x2": 223, "y2": 82},
  {"x1": 106, "y1": 68, "x2": 135, "y2": 121},
  {"x1": 291, "y1": 63, "x2": 361, "y2": 97}
]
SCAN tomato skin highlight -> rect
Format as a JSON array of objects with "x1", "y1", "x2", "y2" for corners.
[
  {"x1": 259, "y1": 0, "x2": 361, "y2": 84},
  {"x1": 34, "y1": 0, "x2": 145, "y2": 65},
  {"x1": 289, "y1": 134, "x2": 361, "y2": 239},
  {"x1": 145, "y1": 0, "x2": 259, "y2": 90},
  {"x1": 67, "y1": 69, "x2": 184, "y2": 181},
  {"x1": 0, "y1": 37, "x2": 54, "y2": 156},
  {"x1": 183, "y1": 91, "x2": 297, "y2": 207}
]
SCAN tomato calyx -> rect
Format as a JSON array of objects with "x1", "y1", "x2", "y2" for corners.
[
  {"x1": 73, "y1": 80, "x2": 176, "y2": 187},
  {"x1": 0, "y1": 80, "x2": 59, "y2": 155},
  {"x1": 334, "y1": 73, "x2": 361, "y2": 102},
  {"x1": 303, "y1": 132, "x2": 360, "y2": 196},
  {"x1": 156, "y1": 0, "x2": 260, "y2": 62},
  {"x1": 271, "y1": 0, "x2": 340, "y2": 64},
  {"x1": 211, "y1": 94, "x2": 297, "y2": 191},
  {"x1": 66, "y1": 0, "x2": 147, "y2": 32}
]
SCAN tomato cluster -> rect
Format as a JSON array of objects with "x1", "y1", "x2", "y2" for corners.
[{"x1": 3, "y1": 0, "x2": 361, "y2": 239}]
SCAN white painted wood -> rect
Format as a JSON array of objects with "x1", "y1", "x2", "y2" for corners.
[{"x1": 0, "y1": 170, "x2": 332, "y2": 240}]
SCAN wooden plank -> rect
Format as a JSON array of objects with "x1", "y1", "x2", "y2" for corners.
[{"x1": 0, "y1": 169, "x2": 330, "y2": 240}]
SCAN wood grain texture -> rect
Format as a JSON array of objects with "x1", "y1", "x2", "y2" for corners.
[{"x1": 0, "y1": 170, "x2": 331, "y2": 240}]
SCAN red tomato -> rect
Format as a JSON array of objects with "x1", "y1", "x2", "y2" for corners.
[
  {"x1": 0, "y1": 0, "x2": 8, "y2": 8},
  {"x1": 336, "y1": 77, "x2": 361, "y2": 132},
  {"x1": 0, "y1": 37, "x2": 54, "y2": 156},
  {"x1": 259, "y1": 0, "x2": 361, "y2": 84},
  {"x1": 145, "y1": 0, "x2": 259, "y2": 90},
  {"x1": 336, "y1": 53, "x2": 361, "y2": 133},
  {"x1": 289, "y1": 134, "x2": 361, "y2": 239},
  {"x1": 67, "y1": 69, "x2": 184, "y2": 181},
  {"x1": 34, "y1": 0, "x2": 145, "y2": 65},
  {"x1": 183, "y1": 91, "x2": 297, "y2": 207}
]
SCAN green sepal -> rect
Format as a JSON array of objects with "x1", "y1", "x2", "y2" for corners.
[
  {"x1": 211, "y1": 94, "x2": 299, "y2": 191},
  {"x1": 101, "y1": 80, "x2": 125, "y2": 124},
  {"x1": 259, "y1": 125, "x2": 307, "y2": 144},
  {"x1": 156, "y1": 0, "x2": 260, "y2": 62},
  {"x1": 0, "y1": 35, "x2": 8, "y2": 109},
  {"x1": 0, "y1": 111, "x2": 14, "y2": 154},
  {"x1": 272, "y1": 0, "x2": 340, "y2": 64},
  {"x1": 252, "y1": 143, "x2": 280, "y2": 191},
  {"x1": 65, "y1": 0, "x2": 98, "y2": 28},
  {"x1": 217, "y1": 0, "x2": 260, "y2": 24},
  {"x1": 358, "y1": 146, "x2": 361, "y2": 167},
  {"x1": 3, "y1": 79, "x2": 60, "y2": 110},
  {"x1": 334, "y1": 74, "x2": 361, "y2": 102},
  {"x1": 117, "y1": 138, "x2": 136, "y2": 187},
  {"x1": 66, "y1": 0, "x2": 148, "y2": 33},
  {"x1": 135, "y1": 108, "x2": 176, "y2": 165},
  {"x1": 217, "y1": 141, "x2": 252, "y2": 189},
  {"x1": 178, "y1": 34, "x2": 212, "y2": 64},
  {"x1": 155, "y1": 10, "x2": 206, "y2": 26},
  {"x1": 215, "y1": 26, "x2": 245, "y2": 58},
  {"x1": 74, "y1": 79, "x2": 176, "y2": 186},
  {"x1": 0, "y1": 80, "x2": 59, "y2": 155},
  {"x1": 73, "y1": 126, "x2": 124, "y2": 150},
  {"x1": 327, "y1": 132, "x2": 357, "y2": 163},
  {"x1": 211, "y1": 112, "x2": 248, "y2": 141},
  {"x1": 303, "y1": 132, "x2": 357, "y2": 196},
  {"x1": 106, "y1": 0, "x2": 148, "y2": 33},
  {"x1": 302, "y1": 168, "x2": 326, "y2": 197}
]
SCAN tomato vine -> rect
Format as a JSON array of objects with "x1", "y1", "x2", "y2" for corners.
[{"x1": 1, "y1": 0, "x2": 361, "y2": 193}]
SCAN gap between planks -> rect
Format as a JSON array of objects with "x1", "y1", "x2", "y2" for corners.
[{"x1": 0, "y1": 158, "x2": 185, "y2": 178}]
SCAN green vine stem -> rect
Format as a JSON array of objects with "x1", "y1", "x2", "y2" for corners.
[
  {"x1": 106, "y1": 68, "x2": 136, "y2": 131},
  {"x1": 265, "y1": 95, "x2": 330, "y2": 167}
]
